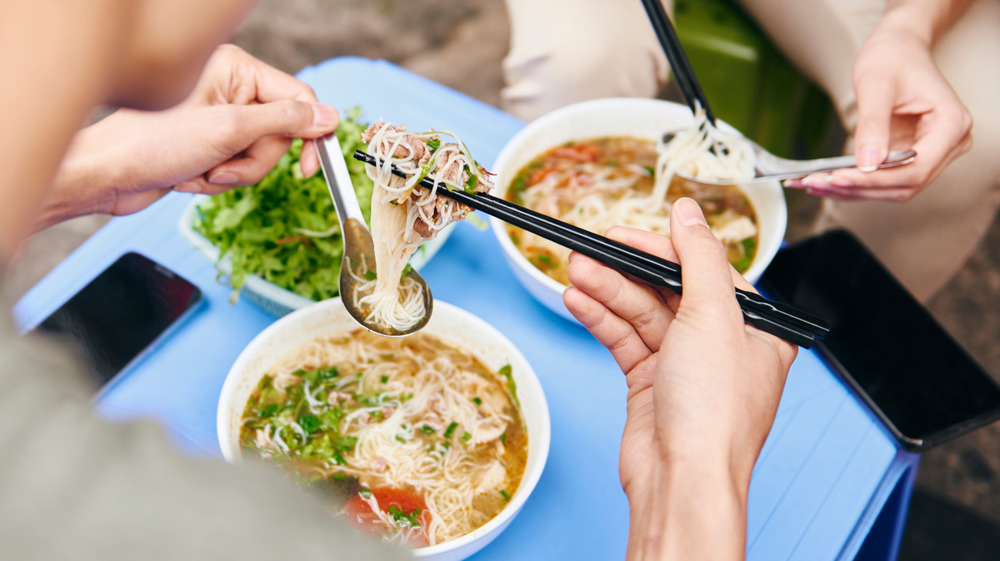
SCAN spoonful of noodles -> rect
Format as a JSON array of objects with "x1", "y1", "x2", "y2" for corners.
[{"x1": 315, "y1": 134, "x2": 432, "y2": 337}]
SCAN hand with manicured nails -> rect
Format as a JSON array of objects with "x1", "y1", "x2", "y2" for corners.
[
  {"x1": 784, "y1": 6, "x2": 972, "y2": 202},
  {"x1": 42, "y1": 44, "x2": 339, "y2": 226},
  {"x1": 563, "y1": 198, "x2": 797, "y2": 560}
]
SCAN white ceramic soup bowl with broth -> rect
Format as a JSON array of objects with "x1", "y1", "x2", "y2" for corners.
[
  {"x1": 489, "y1": 97, "x2": 787, "y2": 322},
  {"x1": 218, "y1": 298, "x2": 550, "y2": 561}
]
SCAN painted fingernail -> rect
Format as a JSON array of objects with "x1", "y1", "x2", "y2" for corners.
[
  {"x1": 857, "y1": 147, "x2": 881, "y2": 171},
  {"x1": 208, "y1": 171, "x2": 239, "y2": 184},
  {"x1": 783, "y1": 179, "x2": 805, "y2": 189},
  {"x1": 675, "y1": 197, "x2": 708, "y2": 227},
  {"x1": 313, "y1": 104, "x2": 338, "y2": 127}
]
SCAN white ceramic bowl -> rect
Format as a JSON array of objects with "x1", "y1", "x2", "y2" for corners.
[
  {"x1": 489, "y1": 98, "x2": 787, "y2": 322},
  {"x1": 217, "y1": 298, "x2": 550, "y2": 561}
]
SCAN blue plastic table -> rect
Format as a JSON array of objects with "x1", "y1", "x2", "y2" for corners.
[{"x1": 14, "y1": 58, "x2": 918, "y2": 561}]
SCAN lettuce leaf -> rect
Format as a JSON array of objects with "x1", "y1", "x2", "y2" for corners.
[{"x1": 192, "y1": 107, "x2": 374, "y2": 302}]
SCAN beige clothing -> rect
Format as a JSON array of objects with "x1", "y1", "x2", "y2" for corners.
[
  {"x1": 0, "y1": 279, "x2": 405, "y2": 560},
  {"x1": 501, "y1": 0, "x2": 1000, "y2": 301}
]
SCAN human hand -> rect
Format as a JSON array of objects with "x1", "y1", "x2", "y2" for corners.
[
  {"x1": 49, "y1": 44, "x2": 338, "y2": 222},
  {"x1": 563, "y1": 198, "x2": 797, "y2": 560},
  {"x1": 784, "y1": 13, "x2": 972, "y2": 202}
]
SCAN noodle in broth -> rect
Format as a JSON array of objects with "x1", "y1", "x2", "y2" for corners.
[
  {"x1": 506, "y1": 129, "x2": 759, "y2": 284},
  {"x1": 240, "y1": 329, "x2": 526, "y2": 548}
]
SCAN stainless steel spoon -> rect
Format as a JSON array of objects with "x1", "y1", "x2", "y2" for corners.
[
  {"x1": 674, "y1": 134, "x2": 917, "y2": 185},
  {"x1": 314, "y1": 135, "x2": 432, "y2": 337}
]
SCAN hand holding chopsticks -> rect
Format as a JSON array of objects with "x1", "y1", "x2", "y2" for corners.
[{"x1": 354, "y1": 151, "x2": 830, "y2": 348}]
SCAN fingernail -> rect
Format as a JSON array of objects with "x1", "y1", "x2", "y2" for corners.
[
  {"x1": 313, "y1": 104, "x2": 338, "y2": 127},
  {"x1": 802, "y1": 174, "x2": 827, "y2": 187},
  {"x1": 857, "y1": 147, "x2": 881, "y2": 172},
  {"x1": 675, "y1": 197, "x2": 708, "y2": 227},
  {"x1": 829, "y1": 176, "x2": 854, "y2": 188},
  {"x1": 783, "y1": 179, "x2": 805, "y2": 189},
  {"x1": 173, "y1": 181, "x2": 201, "y2": 193},
  {"x1": 208, "y1": 171, "x2": 239, "y2": 184}
]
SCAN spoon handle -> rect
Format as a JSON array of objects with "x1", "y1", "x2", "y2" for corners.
[{"x1": 315, "y1": 135, "x2": 366, "y2": 224}]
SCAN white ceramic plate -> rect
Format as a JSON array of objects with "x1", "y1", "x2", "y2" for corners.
[{"x1": 178, "y1": 195, "x2": 453, "y2": 317}]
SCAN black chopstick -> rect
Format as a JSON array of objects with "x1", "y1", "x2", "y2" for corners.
[
  {"x1": 640, "y1": 0, "x2": 717, "y2": 125},
  {"x1": 354, "y1": 151, "x2": 829, "y2": 348}
]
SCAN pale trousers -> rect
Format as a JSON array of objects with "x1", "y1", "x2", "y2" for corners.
[{"x1": 501, "y1": 0, "x2": 1000, "y2": 301}]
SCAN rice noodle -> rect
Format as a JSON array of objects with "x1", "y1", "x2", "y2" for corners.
[
  {"x1": 652, "y1": 107, "x2": 756, "y2": 199},
  {"x1": 351, "y1": 123, "x2": 493, "y2": 332},
  {"x1": 242, "y1": 330, "x2": 526, "y2": 547},
  {"x1": 511, "y1": 108, "x2": 758, "y2": 283}
]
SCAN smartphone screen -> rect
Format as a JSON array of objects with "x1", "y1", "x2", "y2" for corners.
[
  {"x1": 33, "y1": 252, "x2": 202, "y2": 392},
  {"x1": 759, "y1": 230, "x2": 1000, "y2": 450}
]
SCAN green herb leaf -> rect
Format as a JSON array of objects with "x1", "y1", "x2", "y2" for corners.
[
  {"x1": 298, "y1": 414, "x2": 322, "y2": 434},
  {"x1": 444, "y1": 422, "x2": 459, "y2": 439},
  {"x1": 499, "y1": 364, "x2": 519, "y2": 406}
]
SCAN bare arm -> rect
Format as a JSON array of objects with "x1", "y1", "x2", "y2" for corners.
[
  {"x1": 35, "y1": 45, "x2": 339, "y2": 234},
  {"x1": 883, "y1": 0, "x2": 973, "y2": 45}
]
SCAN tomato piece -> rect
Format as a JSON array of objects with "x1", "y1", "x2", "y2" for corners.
[{"x1": 343, "y1": 487, "x2": 431, "y2": 547}]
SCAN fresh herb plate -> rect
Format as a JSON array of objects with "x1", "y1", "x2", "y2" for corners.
[{"x1": 178, "y1": 195, "x2": 453, "y2": 317}]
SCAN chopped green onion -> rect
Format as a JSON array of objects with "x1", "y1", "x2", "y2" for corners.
[
  {"x1": 499, "y1": 364, "x2": 519, "y2": 406},
  {"x1": 472, "y1": 397, "x2": 482, "y2": 406},
  {"x1": 444, "y1": 422, "x2": 459, "y2": 439}
]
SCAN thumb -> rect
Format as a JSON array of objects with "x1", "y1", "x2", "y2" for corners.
[
  {"x1": 227, "y1": 100, "x2": 340, "y2": 145},
  {"x1": 670, "y1": 198, "x2": 738, "y2": 318},
  {"x1": 852, "y1": 78, "x2": 895, "y2": 171}
]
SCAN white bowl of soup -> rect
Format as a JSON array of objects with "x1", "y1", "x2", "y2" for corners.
[
  {"x1": 218, "y1": 298, "x2": 550, "y2": 560},
  {"x1": 489, "y1": 98, "x2": 786, "y2": 322}
]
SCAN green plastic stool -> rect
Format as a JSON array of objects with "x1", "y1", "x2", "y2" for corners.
[{"x1": 673, "y1": 0, "x2": 841, "y2": 159}]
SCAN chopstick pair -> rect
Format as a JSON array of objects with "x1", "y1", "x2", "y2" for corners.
[
  {"x1": 353, "y1": 150, "x2": 830, "y2": 348},
  {"x1": 640, "y1": 0, "x2": 717, "y2": 125}
]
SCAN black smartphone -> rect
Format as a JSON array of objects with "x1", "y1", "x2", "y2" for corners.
[
  {"x1": 758, "y1": 229, "x2": 1000, "y2": 451},
  {"x1": 32, "y1": 252, "x2": 202, "y2": 394}
]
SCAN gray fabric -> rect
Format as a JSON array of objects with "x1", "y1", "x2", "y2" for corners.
[{"x1": 0, "y1": 278, "x2": 408, "y2": 560}]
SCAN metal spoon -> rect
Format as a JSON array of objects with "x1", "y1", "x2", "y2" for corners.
[
  {"x1": 314, "y1": 135, "x2": 432, "y2": 337},
  {"x1": 673, "y1": 135, "x2": 916, "y2": 185}
]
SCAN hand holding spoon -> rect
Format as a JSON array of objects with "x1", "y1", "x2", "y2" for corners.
[{"x1": 314, "y1": 135, "x2": 432, "y2": 336}]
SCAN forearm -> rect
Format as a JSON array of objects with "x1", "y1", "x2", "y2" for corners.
[
  {"x1": 34, "y1": 128, "x2": 122, "y2": 232},
  {"x1": 883, "y1": 0, "x2": 973, "y2": 45},
  {"x1": 626, "y1": 461, "x2": 749, "y2": 561}
]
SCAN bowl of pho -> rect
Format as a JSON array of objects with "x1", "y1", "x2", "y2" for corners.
[
  {"x1": 218, "y1": 298, "x2": 550, "y2": 560},
  {"x1": 489, "y1": 98, "x2": 786, "y2": 321}
]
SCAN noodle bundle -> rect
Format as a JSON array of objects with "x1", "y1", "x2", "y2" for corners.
[{"x1": 351, "y1": 123, "x2": 493, "y2": 332}]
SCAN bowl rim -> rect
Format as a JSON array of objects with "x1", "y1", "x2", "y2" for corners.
[
  {"x1": 487, "y1": 97, "x2": 786, "y2": 308},
  {"x1": 216, "y1": 297, "x2": 551, "y2": 557}
]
